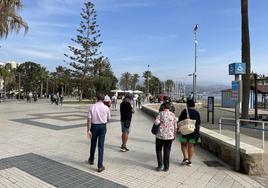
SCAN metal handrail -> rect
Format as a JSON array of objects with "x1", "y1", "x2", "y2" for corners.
[{"x1": 219, "y1": 117, "x2": 268, "y2": 149}]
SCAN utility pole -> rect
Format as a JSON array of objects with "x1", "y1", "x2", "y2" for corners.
[{"x1": 254, "y1": 74, "x2": 258, "y2": 123}]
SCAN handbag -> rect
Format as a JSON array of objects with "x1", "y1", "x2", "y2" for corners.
[
  {"x1": 178, "y1": 106, "x2": 196, "y2": 135},
  {"x1": 151, "y1": 112, "x2": 163, "y2": 135}
]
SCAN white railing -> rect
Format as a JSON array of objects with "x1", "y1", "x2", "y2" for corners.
[{"x1": 219, "y1": 117, "x2": 268, "y2": 149}]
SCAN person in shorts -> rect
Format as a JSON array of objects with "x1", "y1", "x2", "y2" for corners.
[
  {"x1": 177, "y1": 99, "x2": 201, "y2": 166},
  {"x1": 120, "y1": 94, "x2": 134, "y2": 152}
]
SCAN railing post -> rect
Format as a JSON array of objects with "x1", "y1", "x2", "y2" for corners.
[
  {"x1": 262, "y1": 122, "x2": 265, "y2": 149},
  {"x1": 235, "y1": 119, "x2": 240, "y2": 172}
]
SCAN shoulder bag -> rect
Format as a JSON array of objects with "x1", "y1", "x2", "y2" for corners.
[
  {"x1": 178, "y1": 106, "x2": 196, "y2": 135},
  {"x1": 151, "y1": 112, "x2": 163, "y2": 135}
]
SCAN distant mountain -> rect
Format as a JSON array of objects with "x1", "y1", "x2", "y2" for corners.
[{"x1": 184, "y1": 83, "x2": 229, "y2": 95}]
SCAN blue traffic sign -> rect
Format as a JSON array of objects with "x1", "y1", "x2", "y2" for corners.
[{"x1": 229, "y1": 63, "x2": 246, "y2": 75}]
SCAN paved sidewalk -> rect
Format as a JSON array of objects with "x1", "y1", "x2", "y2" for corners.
[{"x1": 0, "y1": 102, "x2": 266, "y2": 187}]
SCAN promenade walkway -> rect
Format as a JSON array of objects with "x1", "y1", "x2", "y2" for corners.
[{"x1": 0, "y1": 101, "x2": 266, "y2": 187}]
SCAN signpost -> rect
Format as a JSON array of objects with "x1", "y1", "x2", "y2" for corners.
[
  {"x1": 207, "y1": 96, "x2": 214, "y2": 124},
  {"x1": 229, "y1": 62, "x2": 245, "y2": 172}
]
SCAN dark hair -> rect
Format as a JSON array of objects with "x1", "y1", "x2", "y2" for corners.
[
  {"x1": 163, "y1": 96, "x2": 169, "y2": 101},
  {"x1": 187, "y1": 99, "x2": 195, "y2": 108},
  {"x1": 124, "y1": 94, "x2": 132, "y2": 99},
  {"x1": 96, "y1": 93, "x2": 104, "y2": 101},
  {"x1": 162, "y1": 102, "x2": 171, "y2": 110}
]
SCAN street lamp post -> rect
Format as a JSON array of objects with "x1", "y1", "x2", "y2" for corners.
[
  {"x1": 188, "y1": 73, "x2": 194, "y2": 98},
  {"x1": 193, "y1": 24, "x2": 198, "y2": 102}
]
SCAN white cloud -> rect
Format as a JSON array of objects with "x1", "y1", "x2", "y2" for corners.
[
  {"x1": 93, "y1": 0, "x2": 155, "y2": 12},
  {"x1": 146, "y1": 34, "x2": 178, "y2": 42},
  {"x1": 112, "y1": 2, "x2": 153, "y2": 8},
  {"x1": 13, "y1": 48, "x2": 62, "y2": 60},
  {"x1": 28, "y1": 21, "x2": 74, "y2": 29}
]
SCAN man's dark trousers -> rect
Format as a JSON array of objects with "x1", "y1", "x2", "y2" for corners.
[{"x1": 89, "y1": 124, "x2": 106, "y2": 168}]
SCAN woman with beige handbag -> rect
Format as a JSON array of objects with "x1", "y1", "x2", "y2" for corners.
[{"x1": 177, "y1": 99, "x2": 201, "y2": 166}]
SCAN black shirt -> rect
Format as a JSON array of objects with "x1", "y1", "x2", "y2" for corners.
[
  {"x1": 179, "y1": 108, "x2": 201, "y2": 139},
  {"x1": 120, "y1": 101, "x2": 133, "y2": 122}
]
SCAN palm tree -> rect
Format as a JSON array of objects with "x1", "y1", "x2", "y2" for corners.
[
  {"x1": 120, "y1": 72, "x2": 132, "y2": 90},
  {"x1": 0, "y1": 0, "x2": 28, "y2": 38},
  {"x1": 39, "y1": 67, "x2": 49, "y2": 97},
  {"x1": 143, "y1": 70, "x2": 152, "y2": 94},
  {"x1": 149, "y1": 76, "x2": 161, "y2": 95},
  {"x1": 131, "y1": 73, "x2": 139, "y2": 90},
  {"x1": 165, "y1": 79, "x2": 174, "y2": 96},
  {"x1": 241, "y1": 0, "x2": 251, "y2": 118}
]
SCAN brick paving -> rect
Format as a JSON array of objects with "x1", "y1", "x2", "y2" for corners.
[{"x1": 0, "y1": 101, "x2": 266, "y2": 187}]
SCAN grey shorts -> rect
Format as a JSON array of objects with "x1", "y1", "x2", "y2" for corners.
[{"x1": 121, "y1": 121, "x2": 131, "y2": 133}]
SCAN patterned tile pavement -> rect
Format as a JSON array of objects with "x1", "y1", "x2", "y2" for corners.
[
  {"x1": 0, "y1": 153, "x2": 125, "y2": 188},
  {"x1": 0, "y1": 101, "x2": 267, "y2": 187}
]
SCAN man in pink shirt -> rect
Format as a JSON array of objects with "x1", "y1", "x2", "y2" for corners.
[{"x1": 87, "y1": 93, "x2": 111, "y2": 172}]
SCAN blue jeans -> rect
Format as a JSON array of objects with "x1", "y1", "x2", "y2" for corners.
[{"x1": 89, "y1": 124, "x2": 106, "y2": 168}]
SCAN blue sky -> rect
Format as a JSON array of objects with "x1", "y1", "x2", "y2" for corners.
[{"x1": 0, "y1": 0, "x2": 268, "y2": 85}]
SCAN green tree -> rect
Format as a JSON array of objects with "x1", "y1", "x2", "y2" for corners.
[
  {"x1": 65, "y1": 1, "x2": 102, "y2": 101},
  {"x1": 39, "y1": 67, "x2": 49, "y2": 97},
  {"x1": 17, "y1": 62, "x2": 44, "y2": 93},
  {"x1": 120, "y1": 72, "x2": 132, "y2": 90},
  {"x1": 50, "y1": 66, "x2": 72, "y2": 95},
  {"x1": 241, "y1": 0, "x2": 251, "y2": 118},
  {"x1": 149, "y1": 76, "x2": 161, "y2": 95},
  {"x1": 0, "y1": 0, "x2": 28, "y2": 38},
  {"x1": 165, "y1": 79, "x2": 174, "y2": 96},
  {"x1": 93, "y1": 58, "x2": 118, "y2": 94},
  {"x1": 143, "y1": 70, "x2": 152, "y2": 94},
  {"x1": 131, "y1": 73, "x2": 139, "y2": 90},
  {"x1": 0, "y1": 63, "x2": 15, "y2": 99}
]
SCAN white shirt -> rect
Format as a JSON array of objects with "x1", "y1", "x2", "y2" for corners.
[
  {"x1": 88, "y1": 101, "x2": 111, "y2": 124},
  {"x1": 104, "y1": 95, "x2": 111, "y2": 102}
]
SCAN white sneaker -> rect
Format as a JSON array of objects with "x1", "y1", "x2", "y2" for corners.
[
  {"x1": 181, "y1": 159, "x2": 189, "y2": 166},
  {"x1": 120, "y1": 146, "x2": 127, "y2": 152}
]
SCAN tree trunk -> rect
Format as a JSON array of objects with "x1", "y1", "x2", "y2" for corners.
[
  {"x1": 40, "y1": 81, "x2": 43, "y2": 98},
  {"x1": 79, "y1": 89, "x2": 83, "y2": 102},
  {"x1": 241, "y1": 0, "x2": 251, "y2": 119}
]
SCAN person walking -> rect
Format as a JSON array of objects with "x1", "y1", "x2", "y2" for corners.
[
  {"x1": 59, "y1": 93, "x2": 64, "y2": 105},
  {"x1": 137, "y1": 95, "x2": 141, "y2": 110},
  {"x1": 103, "y1": 93, "x2": 111, "y2": 107},
  {"x1": 111, "y1": 93, "x2": 117, "y2": 111},
  {"x1": 177, "y1": 99, "x2": 201, "y2": 166},
  {"x1": 120, "y1": 94, "x2": 134, "y2": 152},
  {"x1": 159, "y1": 96, "x2": 175, "y2": 113},
  {"x1": 87, "y1": 93, "x2": 111, "y2": 172},
  {"x1": 154, "y1": 102, "x2": 177, "y2": 172}
]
